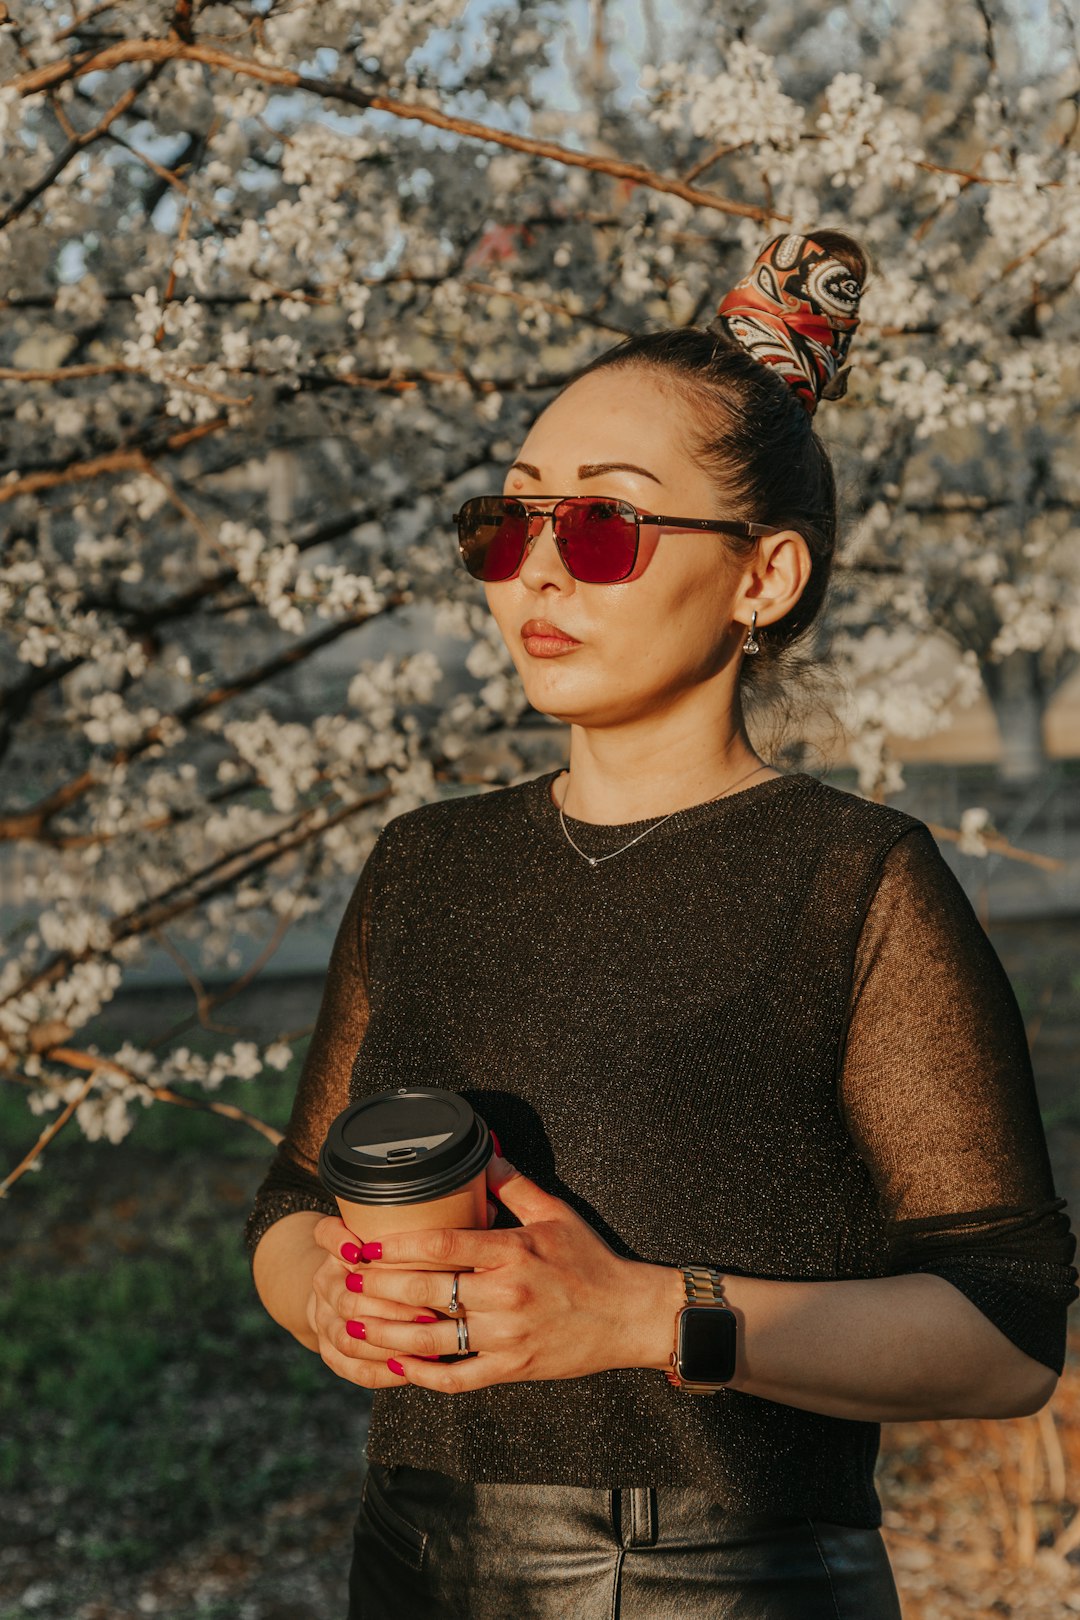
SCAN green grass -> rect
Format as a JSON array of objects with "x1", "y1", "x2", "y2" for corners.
[
  {"x1": 0, "y1": 1015, "x2": 368, "y2": 1580},
  {"x1": 0, "y1": 1221, "x2": 344, "y2": 1569}
]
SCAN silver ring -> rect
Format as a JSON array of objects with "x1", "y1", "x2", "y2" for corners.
[
  {"x1": 456, "y1": 1315, "x2": 470, "y2": 1355},
  {"x1": 447, "y1": 1272, "x2": 462, "y2": 1315}
]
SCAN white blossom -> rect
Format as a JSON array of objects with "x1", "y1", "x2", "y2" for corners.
[
  {"x1": 817, "y1": 73, "x2": 923, "y2": 189},
  {"x1": 833, "y1": 630, "x2": 983, "y2": 795},
  {"x1": 644, "y1": 44, "x2": 804, "y2": 155},
  {"x1": 988, "y1": 577, "x2": 1059, "y2": 659},
  {"x1": 115, "y1": 473, "x2": 169, "y2": 521},
  {"x1": 54, "y1": 272, "x2": 108, "y2": 322},
  {"x1": 4, "y1": 4, "x2": 1077, "y2": 1180},
  {"x1": 860, "y1": 269, "x2": 935, "y2": 332},
  {"x1": 981, "y1": 151, "x2": 1052, "y2": 258},
  {"x1": 957, "y1": 806, "x2": 994, "y2": 858},
  {"x1": 262, "y1": 1042, "x2": 294, "y2": 1072},
  {"x1": 220, "y1": 712, "x2": 322, "y2": 814}
]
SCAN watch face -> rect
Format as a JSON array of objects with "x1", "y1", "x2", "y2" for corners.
[{"x1": 680, "y1": 1308, "x2": 737, "y2": 1383}]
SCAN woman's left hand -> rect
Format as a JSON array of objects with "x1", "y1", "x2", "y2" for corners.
[{"x1": 347, "y1": 1149, "x2": 680, "y2": 1391}]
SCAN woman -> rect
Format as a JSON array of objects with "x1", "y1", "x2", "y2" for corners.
[{"x1": 244, "y1": 231, "x2": 1078, "y2": 1619}]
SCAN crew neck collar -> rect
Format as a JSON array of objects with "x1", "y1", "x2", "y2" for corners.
[{"x1": 521, "y1": 767, "x2": 813, "y2": 854}]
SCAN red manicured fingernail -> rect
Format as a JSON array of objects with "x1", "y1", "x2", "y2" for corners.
[
  {"x1": 491, "y1": 1130, "x2": 503, "y2": 1157},
  {"x1": 360, "y1": 1241, "x2": 382, "y2": 1262},
  {"x1": 346, "y1": 1273, "x2": 364, "y2": 1294},
  {"x1": 387, "y1": 1358, "x2": 405, "y2": 1375},
  {"x1": 419, "y1": 1355, "x2": 442, "y2": 1362},
  {"x1": 414, "y1": 1313, "x2": 439, "y2": 1323},
  {"x1": 341, "y1": 1243, "x2": 361, "y2": 1263},
  {"x1": 346, "y1": 1320, "x2": 366, "y2": 1340}
]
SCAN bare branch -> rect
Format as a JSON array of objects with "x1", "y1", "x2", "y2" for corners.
[
  {"x1": 0, "y1": 1069, "x2": 97, "y2": 1196},
  {"x1": 682, "y1": 140, "x2": 752, "y2": 184}
]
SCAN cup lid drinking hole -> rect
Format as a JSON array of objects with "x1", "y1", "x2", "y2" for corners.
[{"x1": 318, "y1": 1087, "x2": 492, "y2": 1205}]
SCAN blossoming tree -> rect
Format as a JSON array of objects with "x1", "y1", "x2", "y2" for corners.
[{"x1": 1, "y1": 0, "x2": 1077, "y2": 1164}]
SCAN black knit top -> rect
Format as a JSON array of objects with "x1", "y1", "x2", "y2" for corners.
[{"x1": 244, "y1": 768, "x2": 1078, "y2": 1527}]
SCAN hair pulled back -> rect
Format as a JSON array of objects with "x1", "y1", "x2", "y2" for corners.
[{"x1": 551, "y1": 229, "x2": 870, "y2": 763}]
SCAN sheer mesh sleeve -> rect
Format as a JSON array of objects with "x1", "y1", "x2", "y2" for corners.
[
  {"x1": 243, "y1": 838, "x2": 382, "y2": 1259},
  {"x1": 838, "y1": 824, "x2": 1078, "y2": 1377}
]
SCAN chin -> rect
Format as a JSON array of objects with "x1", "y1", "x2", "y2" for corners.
[
  {"x1": 520, "y1": 687, "x2": 585, "y2": 724},
  {"x1": 527, "y1": 694, "x2": 627, "y2": 728}
]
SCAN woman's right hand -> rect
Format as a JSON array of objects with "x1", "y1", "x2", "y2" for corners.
[{"x1": 307, "y1": 1199, "x2": 499, "y2": 1389}]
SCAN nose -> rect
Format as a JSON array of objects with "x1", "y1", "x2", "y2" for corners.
[
  {"x1": 522, "y1": 507, "x2": 558, "y2": 563},
  {"x1": 518, "y1": 505, "x2": 572, "y2": 588}
]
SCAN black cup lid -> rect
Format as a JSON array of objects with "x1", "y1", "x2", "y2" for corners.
[{"x1": 318, "y1": 1088, "x2": 492, "y2": 1206}]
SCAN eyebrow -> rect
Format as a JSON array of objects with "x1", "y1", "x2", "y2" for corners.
[{"x1": 510, "y1": 459, "x2": 663, "y2": 485}]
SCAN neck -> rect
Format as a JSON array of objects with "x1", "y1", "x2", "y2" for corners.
[{"x1": 554, "y1": 719, "x2": 778, "y2": 824}]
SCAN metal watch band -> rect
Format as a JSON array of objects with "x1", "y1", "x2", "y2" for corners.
[
  {"x1": 665, "y1": 1265, "x2": 731, "y2": 1390},
  {"x1": 678, "y1": 1265, "x2": 728, "y2": 1306}
]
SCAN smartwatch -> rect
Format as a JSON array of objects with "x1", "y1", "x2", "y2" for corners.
[{"x1": 665, "y1": 1265, "x2": 738, "y2": 1392}]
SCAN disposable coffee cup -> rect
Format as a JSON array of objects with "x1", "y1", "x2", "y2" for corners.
[{"x1": 318, "y1": 1087, "x2": 493, "y2": 1268}]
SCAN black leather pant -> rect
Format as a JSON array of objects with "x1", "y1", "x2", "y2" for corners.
[{"x1": 347, "y1": 1462, "x2": 904, "y2": 1619}]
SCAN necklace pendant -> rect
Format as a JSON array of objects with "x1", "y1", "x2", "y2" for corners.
[{"x1": 588, "y1": 857, "x2": 597, "y2": 867}]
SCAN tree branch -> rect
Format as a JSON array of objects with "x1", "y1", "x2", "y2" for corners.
[
  {"x1": 0, "y1": 1055, "x2": 282, "y2": 1203},
  {"x1": 0, "y1": 595, "x2": 408, "y2": 839},
  {"x1": 0, "y1": 415, "x2": 232, "y2": 503},
  {"x1": 923, "y1": 821, "x2": 1065, "y2": 872},
  {"x1": 0, "y1": 438, "x2": 497, "y2": 770},
  {"x1": 0, "y1": 782, "x2": 395, "y2": 1009},
  {"x1": 0, "y1": 1069, "x2": 97, "y2": 1197},
  {"x1": 0, "y1": 56, "x2": 171, "y2": 231},
  {"x1": 10, "y1": 40, "x2": 781, "y2": 224}
]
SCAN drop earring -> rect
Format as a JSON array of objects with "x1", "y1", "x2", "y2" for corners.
[{"x1": 743, "y1": 610, "x2": 760, "y2": 654}]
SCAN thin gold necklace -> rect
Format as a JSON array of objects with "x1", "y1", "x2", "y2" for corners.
[{"x1": 556, "y1": 763, "x2": 774, "y2": 868}]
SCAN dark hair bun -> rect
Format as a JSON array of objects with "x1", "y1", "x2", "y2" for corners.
[{"x1": 708, "y1": 230, "x2": 868, "y2": 415}]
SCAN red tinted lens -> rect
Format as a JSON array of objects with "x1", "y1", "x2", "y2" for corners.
[
  {"x1": 554, "y1": 500, "x2": 637, "y2": 582},
  {"x1": 457, "y1": 498, "x2": 528, "y2": 581}
]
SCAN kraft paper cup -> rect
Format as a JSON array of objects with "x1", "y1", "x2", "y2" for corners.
[{"x1": 319, "y1": 1088, "x2": 494, "y2": 1273}]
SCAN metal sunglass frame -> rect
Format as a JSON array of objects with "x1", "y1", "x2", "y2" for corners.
[{"x1": 452, "y1": 495, "x2": 781, "y2": 583}]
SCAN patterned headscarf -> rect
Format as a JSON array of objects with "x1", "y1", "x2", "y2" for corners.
[{"x1": 710, "y1": 233, "x2": 862, "y2": 416}]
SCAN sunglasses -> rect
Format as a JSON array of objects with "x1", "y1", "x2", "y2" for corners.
[{"x1": 453, "y1": 495, "x2": 780, "y2": 584}]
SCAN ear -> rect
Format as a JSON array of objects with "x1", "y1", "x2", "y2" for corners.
[{"x1": 736, "y1": 528, "x2": 813, "y2": 633}]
